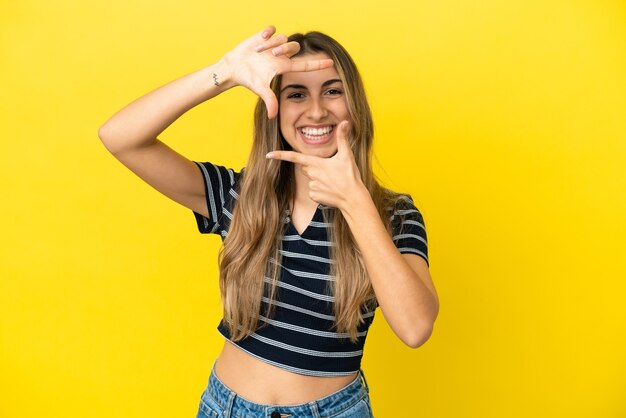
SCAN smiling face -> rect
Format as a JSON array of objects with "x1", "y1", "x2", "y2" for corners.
[{"x1": 279, "y1": 52, "x2": 351, "y2": 158}]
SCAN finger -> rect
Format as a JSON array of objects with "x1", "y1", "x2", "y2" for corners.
[
  {"x1": 259, "y1": 25, "x2": 276, "y2": 41},
  {"x1": 247, "y1": 26, "x2": 275, "y2": 47},
  {"x1": 266, "y1": 150, "x2": 316, "y2": 165},
  {"x1": 301, "y1": 166, "x2": 320, "y2": 180},
  {"x1": 270, "y1": 41, "x2": 301, "y2": 57},
  {"x1": 300, "y1": 166, "x2": 313, "y2": 180},
  {"x1": 254, "y1": 33, "x2": 288, "y2": 52},
  {"x1": 335, "y1": 120, "x2": 352, "y2": 155},
  {"x1": 257, "y1": 87, "x2": 278, "y2": 119},
  {"x1": 308, "y1": 180, "x2": 321, "y2": 192},
  {"x1": 288, "y1": 59, "x2": 334, "y2": 73}
]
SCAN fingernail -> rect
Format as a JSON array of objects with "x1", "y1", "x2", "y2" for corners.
[
  {"x1": 266, "y1": 152, "x2": 275, "y2": 159},
  {"x1": 254, "y1": 44, "x2": 263, "y2": 52},
  {"x1": 271, "y1": 47, "x2": 281, "y2": 56}
]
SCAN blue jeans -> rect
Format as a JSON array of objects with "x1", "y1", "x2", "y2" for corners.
[{"x1": 196, "y1": 362, "x2": 374, "y2": 418}]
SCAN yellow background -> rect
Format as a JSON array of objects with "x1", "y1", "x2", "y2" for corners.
[{"x1": 1, "y1": 0, "x2": 625, "y2": 416}]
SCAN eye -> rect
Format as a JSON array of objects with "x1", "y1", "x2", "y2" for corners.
[
  {"x1": 325, "y1": 88, "x2": 343, "y2": 96},
  {"x1": 286, "y1": 92, "x2": 305, "y2": 99}
]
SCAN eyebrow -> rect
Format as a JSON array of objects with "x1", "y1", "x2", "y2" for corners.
[{"x1": 280, "y1": 79, "x2": 343, "y2": 93}]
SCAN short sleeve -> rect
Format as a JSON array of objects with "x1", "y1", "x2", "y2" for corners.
[
  {"x1": 192, "y1": 162, "x2": 241, "y2": 237},
  {"x1": 390, "y1": 195, "x2": 429, "y2": 266}
]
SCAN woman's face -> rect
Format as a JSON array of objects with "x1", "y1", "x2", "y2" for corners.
[{"x1": 279, "y1": 52, "x2": 350, "y2": 159}]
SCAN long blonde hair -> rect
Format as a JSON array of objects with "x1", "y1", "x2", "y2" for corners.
[{"x1": 219, "y1": 32, "x2": 399, "y2": 342}]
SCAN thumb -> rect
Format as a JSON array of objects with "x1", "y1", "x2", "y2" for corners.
[
  {"x1": 259, "y1": 88, "x2": 278, "y2": 119},
  {"x1": 335, "y1": 121, "x2": 351, "y2": 155}
]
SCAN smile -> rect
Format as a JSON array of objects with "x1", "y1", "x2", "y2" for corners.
[{"x1": 298, "y1": 125, "x2": 335, "y2": 144}]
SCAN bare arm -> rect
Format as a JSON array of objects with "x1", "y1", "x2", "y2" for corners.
[
  {"x1": 98, "y1": 61, "x2": 234, "y2": 218},
  {"x1": 341, "y1": 196, "x2": 439, "y2": 348},
  {"x1": 98, "y1": 26, "x2": 334, "y2": 218},
  {"x1": 267, "y1": 122, "x2": 439, "y2": 348}
]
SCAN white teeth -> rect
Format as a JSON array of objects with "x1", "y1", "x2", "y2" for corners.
[{"x1": 301, "y1": 126, "x2": 333, "y2": 136}]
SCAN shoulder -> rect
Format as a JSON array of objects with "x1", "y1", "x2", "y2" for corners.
[
  {"x1": 194, "y1": 162, "x2": 244, "y2": 189},
  {"x1": 386, "y1": 192, "x2": 427, "y2": 237},
  {"x1": 391, "y1": 193, "x2": 419, "y2": 211},
  {"x1": 385, "y1": 192, "x2": 429, "y2": 265},
  {"x1": 384, "y1": 192, "x2": 423, "y2": 220}
]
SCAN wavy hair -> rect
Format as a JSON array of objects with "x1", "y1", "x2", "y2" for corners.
[{"x1": 219, "y1": 31, "x2": 399, "y2": 342}]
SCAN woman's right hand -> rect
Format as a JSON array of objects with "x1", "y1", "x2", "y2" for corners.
[{"x1": 218, "y1": 25, "x2": 334, "y2": 119}]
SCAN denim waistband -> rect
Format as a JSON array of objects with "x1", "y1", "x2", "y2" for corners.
[{"x1": 205, "y1": 361, "x2": 370, "y2": 418}]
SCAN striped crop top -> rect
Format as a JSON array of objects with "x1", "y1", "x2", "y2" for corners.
[{"x1": 192, "y1": 162, "x2": 429, "y2": 376}]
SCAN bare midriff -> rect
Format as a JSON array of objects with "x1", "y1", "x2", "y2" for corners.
[{"x1": 213, "y1": 339, "x2": 359, "y2": 405}]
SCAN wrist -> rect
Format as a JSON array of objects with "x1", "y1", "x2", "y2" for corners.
[
  {"x1": 207, "y1": 58, "x2": 236, "y2": 92},
  {"x1": 339, "y1": 183, "x2": 374, "y2": 219}
]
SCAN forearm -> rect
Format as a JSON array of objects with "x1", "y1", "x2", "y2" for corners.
[
  {"x1": 98, "y1": 59, "x2": 234, "y2": 154},
  {"x1": 341, "y1": 188, "x2": 439, "y2": 347}
]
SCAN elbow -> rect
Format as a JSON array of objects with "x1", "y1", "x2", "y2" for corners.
[
  {"x1": 98, "y1": 124, "x2": 154, "y2": 156},
  {"x1": 402, "y1": 305, "x2": 439, "y2": 349},
  {"x1": 98, "y1": 124, "x2": 126, "y2": 156},
  {"x1": 403, "y1": 321, "x2": 435, "y2": 349},
  {"x1": 98, "y1": 124, "x2": 116, "y2": 153}
]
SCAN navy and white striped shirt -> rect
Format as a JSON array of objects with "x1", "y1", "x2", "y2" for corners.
[{"x1": 192, "y1": 162, "x2": 429, "y2": 376}]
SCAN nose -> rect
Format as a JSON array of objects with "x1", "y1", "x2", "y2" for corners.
[{"x1": 305, "y1": 97, "x2": 328, "y2": 121}]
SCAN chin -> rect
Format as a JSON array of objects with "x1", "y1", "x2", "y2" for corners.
[{"x1": 306, "y1": 148, "x2": 337, "y2": 159}]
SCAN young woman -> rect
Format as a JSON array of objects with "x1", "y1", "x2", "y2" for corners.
[{"x1": 99, "y1": 25, "x2": 438, "y2": 418}]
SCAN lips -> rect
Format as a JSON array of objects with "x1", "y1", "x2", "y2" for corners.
[{"x1": 297, "y1": 125, "x2": 335, "y2": 144}]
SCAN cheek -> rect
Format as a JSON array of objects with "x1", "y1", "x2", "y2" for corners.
[
  {"x1": 279, "y1": 108, "x2": 297, "y2": 132},
  {"x1": 340, "y1": 100, "x2": 351, "y2": 118},
  {"x1": 329, "y1": 99, "x2": 350, "y2": 119}
]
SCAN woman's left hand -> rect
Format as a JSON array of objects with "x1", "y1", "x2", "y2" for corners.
[{"x1": 266, "y1": 121, "x2": 367, "y2": 210}]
